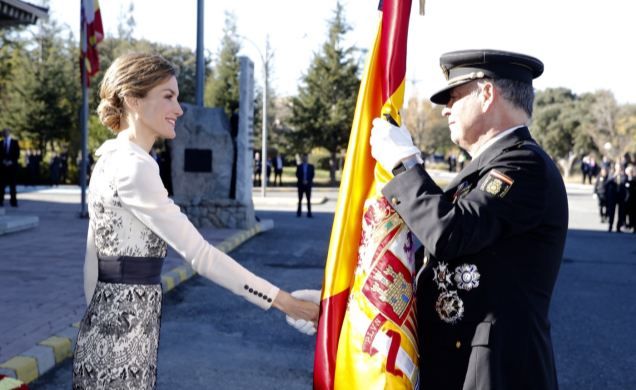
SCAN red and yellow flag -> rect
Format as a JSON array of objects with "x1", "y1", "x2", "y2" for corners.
[
  {"x1": 314, "y1": 1, "x2": 419, "y2": 389},
  {"x1": 80, "y1": 0, "x2": 104, "y2": 86}
]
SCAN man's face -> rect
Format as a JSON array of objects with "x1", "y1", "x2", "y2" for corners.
[{"x1": 441, "y1": 81, "x2": 484, "y2": 151}]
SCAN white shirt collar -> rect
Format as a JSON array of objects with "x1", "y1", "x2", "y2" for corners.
[{"x1": 471, "y1": 125, "x2": 525, "y2": 158}]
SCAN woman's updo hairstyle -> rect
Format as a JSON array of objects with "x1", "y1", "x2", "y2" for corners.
[{"x1": 97, "y1": 53, "x2": 178, "y2": 132}]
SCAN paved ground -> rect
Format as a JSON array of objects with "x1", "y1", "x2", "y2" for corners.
[
  {"x1": 0, "y1": 185, "x2": 331, "y2": 386},
  {"x1": 3, "y1": 175, "x2": 636, "y2": 389}
]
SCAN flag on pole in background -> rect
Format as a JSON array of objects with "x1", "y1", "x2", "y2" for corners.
[
  {"x1": 80, "y1": 0, "x2": 104, "y2": 86},
  {"x1": 314, "y1": 0, "x2": 420, "y2": 389}
]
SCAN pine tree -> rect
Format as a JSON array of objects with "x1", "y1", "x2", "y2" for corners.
[
  {"x1": 289, "y1": 1, "x2": 360, "y2": 183},
  {"x1": 205, "y1": 11, "x2": 241, "y2": 118}
]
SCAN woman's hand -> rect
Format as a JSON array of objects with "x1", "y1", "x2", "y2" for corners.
[{"x1": 273, "y1": 289, "x2": 321, "y2": 335}]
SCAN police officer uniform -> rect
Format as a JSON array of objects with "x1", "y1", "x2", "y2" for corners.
[{"x1": 382, "y1": 50, "x2": 568, "y2": 389}]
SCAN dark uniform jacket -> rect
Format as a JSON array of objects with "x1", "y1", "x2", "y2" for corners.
[{"x1": 382, "y1": 127, "x2": 568, "y2": 390}]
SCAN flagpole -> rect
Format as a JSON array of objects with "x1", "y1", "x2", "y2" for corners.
[{"x1": 79, "y1": 56, "x2": 89, "y2": 218}]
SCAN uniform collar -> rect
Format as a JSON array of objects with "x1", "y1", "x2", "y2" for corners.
[
  {"x1": 445, "y1": 126, "x2": 533, "y2": 190},
  {"x1": 471, "y1": 125, "x2": 525, "y2": 159}
]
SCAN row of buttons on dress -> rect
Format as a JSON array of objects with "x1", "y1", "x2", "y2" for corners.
[{"x1": 244, "y1": 284, "x2": 272, "y2": 303}]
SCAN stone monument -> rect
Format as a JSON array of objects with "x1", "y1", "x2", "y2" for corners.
[{"x1": 168, "y1": 57, "x2": 256, "y2": 229}]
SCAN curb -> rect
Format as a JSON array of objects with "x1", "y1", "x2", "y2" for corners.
[{"x1": 0, "y1": 220, "x2": 274, "y2": 387}]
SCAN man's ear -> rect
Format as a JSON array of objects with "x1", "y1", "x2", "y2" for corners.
[{"x1": 481, "y1": 81, "x2": 495, "y2": 112}]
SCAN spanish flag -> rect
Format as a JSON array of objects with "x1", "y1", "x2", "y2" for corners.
[
  {"x1": 314, "y1": 1, "x2": 420, "y2": 389},
  {"x1": 80, "y1": 0, "x2": 104, "y2": 86}
]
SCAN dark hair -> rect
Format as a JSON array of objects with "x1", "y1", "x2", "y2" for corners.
[{"x1": 490, "y1": 78, "x2": 535, "y2": 117}]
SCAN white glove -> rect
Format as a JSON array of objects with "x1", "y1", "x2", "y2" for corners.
[
  {"x1": 370, "y1": 117, "x2": 421, "y2": 170},
  {"x1": 286, "y1": 289, "x2": 321, "y2": 336}
]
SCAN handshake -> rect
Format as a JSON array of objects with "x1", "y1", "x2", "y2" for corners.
[{"x1": 285, "y1": 289, "x2": 321, "y2": 336}]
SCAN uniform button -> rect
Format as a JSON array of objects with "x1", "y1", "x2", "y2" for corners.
[
  {"x1": 263, "y1": 295, "x2": 268, "y2": 300},
  {"x1": 391, "y1": 197, "x2": 398, "y2": 205},
  {"x1": 455, "y1": 340, "x2": 461, "y2": 349},
  {"x1": 248, "y1": 288, "x2": 253, "y2": 293},
  {"x1": 267, "y1": 298, "x2": 272, "y2": 303},
  {"x1": 257, "y1": 292, "x2": 263, "y2": 297},
  {"x1": 244, "y1": 285, "x2": 249, "y2": 290}
]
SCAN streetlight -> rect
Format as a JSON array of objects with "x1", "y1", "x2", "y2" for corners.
[
  {"x1": 604, "y1": 142, "x2": 613, "y2": 159},
  {"x1": 236, "y1": 34, "x2": 270, "y2": 197}
]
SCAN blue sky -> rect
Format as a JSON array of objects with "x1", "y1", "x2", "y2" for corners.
[{"x1": 44, "y1": 0, "x2": 636, "y2": 104}]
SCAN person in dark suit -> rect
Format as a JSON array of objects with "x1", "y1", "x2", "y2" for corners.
[
  {"x1": 296, "y1": 153, "x2": 314, "y2": 218},
  {"x1": 594, "y1": 167, "x2": 610, "y2": 222},
  {"x1": 371, "y1": 50, "x2": 567, "y2": 390},
  {"x1": 0, "y1": 127, "x2": 21, "y2": 207},
  {"x1": 274, "y1": 154, "x2": 284, "y2": 186},
  {"x1": 605, "y1": 161, "x2": 628, "y2": 232}
]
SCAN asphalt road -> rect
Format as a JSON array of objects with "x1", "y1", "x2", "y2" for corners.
[{"x1": 30, "y1": 184, "x2": 636, "y2": 389}]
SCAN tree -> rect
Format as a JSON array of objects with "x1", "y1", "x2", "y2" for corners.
[
  {"x1": 532, "y1": 88, "x2": 588, "y2": 176},
  {"x1": 116, "y1": 2, "x2": 136, "y2": 42},
  {"x1": 579, "y1": 90, "x2": 636, "y2": 161},
  {"x1": 3, "y1": 20, "x2": 80, "y2": 155},
  {"x1": 403, "y1": 97, "x2": 450, "y2": 157},
  {"x1": 0, "y1": 29, "x2": 27, "y2": 129},
  {"x1": 205, "y1": 11, "x2": 241, "y2": 118},
  {"x1": 288, "y1": 1, "x2": 360, "y2": 183}
]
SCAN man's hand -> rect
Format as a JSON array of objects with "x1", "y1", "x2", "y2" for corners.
[
  {"x1": 370, "y1": 118, "x2": 421, "y2": 170},
  {"x1": 285, "y1": 289, "x2": 321, "y2": 336}
]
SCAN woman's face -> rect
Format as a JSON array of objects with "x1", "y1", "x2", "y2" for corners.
[{"x1": 135, "y1": 76, "x2": 183, "y2": 140}]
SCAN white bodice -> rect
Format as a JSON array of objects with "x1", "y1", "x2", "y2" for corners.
[{"x1": 83, "y1": 132, "x2": 279, "y2": 310}]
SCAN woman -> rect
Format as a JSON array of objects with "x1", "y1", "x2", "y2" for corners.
[{"x1": 72, "y1": 53, "x2": 319, "y2": 389}]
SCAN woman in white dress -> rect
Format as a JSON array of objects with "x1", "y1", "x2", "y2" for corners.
[{"x1": 72, "y1": 53, "x2": 319, "y2": 389}]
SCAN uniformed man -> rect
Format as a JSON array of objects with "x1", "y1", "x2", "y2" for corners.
[{"x1": 370, "y1": 49, "x2": 568, "y2": 389}]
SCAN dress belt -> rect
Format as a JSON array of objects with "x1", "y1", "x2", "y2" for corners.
[{"x1": 97, "y1": 254, "x2": 165, "y2": 285}]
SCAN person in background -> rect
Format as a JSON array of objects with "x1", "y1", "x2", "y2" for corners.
[
  {"x1": 60, "y1": 148, "x2": 69, "y2": 184},
  {"x1": 581, "y1": 155, "x2": 590, "y2": 184},
  {"x1": 587, "y1": 155, "x2": 599, "y2": 184},
  {"x1": 253, "y1": 152, "x2": 262, "y2": 186},
  {"x1": 594, "y1": 167, "x2": 610, "y2": 223},
  {"x1": 605, "y1": 161, "x2": 627, "y2": 232},
  {"x1": 601, "y1": 155, "x2": 612, "y2": 171},
  {"x1": 72, "y1": 53, "x2": 319, "y2": 390},
  {"x1": 0, "y1": 128, "x2": 21, "y2": 207},
  {"x1": 50, "y1": 152, "x2": 61, "y2": 186},
  {"x1": 274, "y1": 153, "x2": 284, "y2": 186},
  {"x1": 266, "y1": 156, "x2": 273, "y2": 185},
  {"x1": 625, "y1": 164, "x2": 636, "y2": 232},
  {"x1": 295, "y1": 153, "x2": 314, "y2": 218}
]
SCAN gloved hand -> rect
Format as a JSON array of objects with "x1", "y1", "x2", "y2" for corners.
[
  {"x1": 370, "y1": 118, "x2": 421, "y2": 170},
  {"x1": 286, "y1": 289, "x2": 321, "y2": 336}
]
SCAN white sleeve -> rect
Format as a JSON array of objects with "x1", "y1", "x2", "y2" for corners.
[
  {"x1": 115, "y1": 152, "x2": 279, "y2": 310},
  {"x1": 83, "y1": 223, "x2": 98, "y2": 305}
]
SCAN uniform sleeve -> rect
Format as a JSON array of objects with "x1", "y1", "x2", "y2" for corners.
[
  {"x1": 382, "y1": 148, "x2": 549, "y2": 261},
  {"x1": 83, "y1": 223, "x2": 98, "y2": 305},
  {"x1": 115, "y1": 152, "x2": 279, "y2": 310}
]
